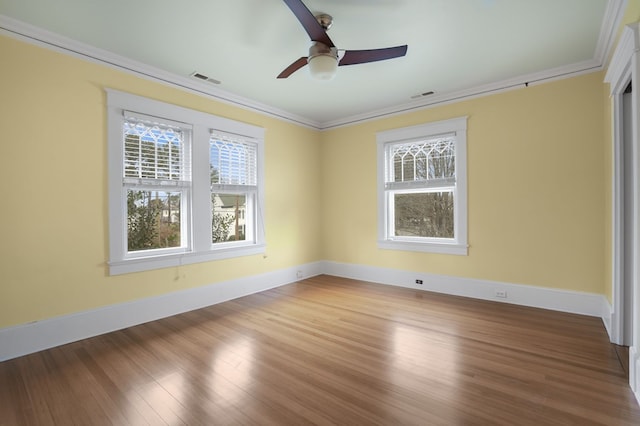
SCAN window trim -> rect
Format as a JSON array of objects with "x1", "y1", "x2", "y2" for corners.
[
  {"x1": 121, "y1": 112, "x2": 193, "y2": 258},
  {"x1": 107, "y1": 89, "x2": 265, "y2": 275},
  {"x1": 376, "y1": 116, "x2": 468, "y2": 255},
  {"x1": 209, "y1": 131, "x2": 259, "y2": 246}
]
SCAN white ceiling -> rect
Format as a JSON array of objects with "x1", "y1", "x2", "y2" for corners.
[{"x1": 0, "y1": 0, "x2": 621, "y2": 129}]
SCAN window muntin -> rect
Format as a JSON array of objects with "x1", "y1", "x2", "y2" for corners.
[
  {"x1": 377, "y1": 117, "x2": 467, "y2": 255},
  {"x1": 107, "y1": 89, "x2": 265, "y2": 275},
  {"x1": 390, "y1": 137, "x2": 455, "y2": 184}
]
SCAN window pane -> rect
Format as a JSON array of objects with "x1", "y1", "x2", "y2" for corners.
[
  {"x1": 394, "y1": 192, "x2": 454, "y2": 238},
  {"x1": 402, "y1": 151, "x2": 415, "y2": 181},
  {"x1": 127, "y1": 190, "x2": 182, "y2": 251},
  {"x1": 390, "y1": 138, "x2": 455, "y2": 183},
  {"x1": 212, "y1": 193, "x2": 247, "y2": 243},
  {"x1": 210, "y1": 135, "x2": 257, "y2": 186},
  {"x1": 393, "y1": 152, "x2": 403, "y2": 181},
  {"x1": 124, "y1": 120, "x2": 185, "y2": 181}
]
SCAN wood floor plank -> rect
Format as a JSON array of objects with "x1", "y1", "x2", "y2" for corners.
[{"x1": 1, "y1": 275, "x2": 639, "y2": 425}]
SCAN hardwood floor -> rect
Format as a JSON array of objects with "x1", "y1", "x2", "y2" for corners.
[
  {"x1": 1, "y1": 275, "x2": 639, "y2": 425},
  {"x1": 615, "y1": 345, "x2": 630, "y2": 378}
]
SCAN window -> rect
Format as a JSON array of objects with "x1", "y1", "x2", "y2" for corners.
[
  {"x1": 377, "y1": 117, "x2": 468, "y2": 255},
  {"x1": 210, "y1": 132, "x2": 257, "y2": 245},
  {"x1": 107, "y1": 89, "x2": 265, "y2": 275},
  {"x1": 123, "y1": 113, "x2": 191, "y2": 255}
]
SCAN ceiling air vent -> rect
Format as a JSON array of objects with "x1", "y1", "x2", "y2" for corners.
[
  {"x1": 190, "y1": 72, "x2": 221, "y2": 85},
  {"x1": 411, "y1": 91, "x2": 434, "y2": 100}
]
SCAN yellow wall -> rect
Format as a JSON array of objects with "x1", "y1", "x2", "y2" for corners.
[
  {"x1": 0, "y1": 22, "x2": 617, "y2": 328},
  {"x1": 0, "y1": 35, "x2": 322, "y2": 328},
  {"x1": 320, "y1": 73, "x2": 607, "y2": 294},
  {"x1": 617, "y1": 0, "x2": 640, "y2": 41}
]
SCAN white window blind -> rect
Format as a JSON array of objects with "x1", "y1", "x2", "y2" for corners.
[
  {"x1": 209, "y1": 131, "x2": 257, "y2": 189},
  {"x1": 123, "y1": 112, "x2": 191, "y2": 186}
]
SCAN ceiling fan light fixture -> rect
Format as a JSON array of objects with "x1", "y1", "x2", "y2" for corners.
[
  {"x1": 308, "y1": 42, "x2": 338, "y2": 80},
  {"x1": 308, "y1": 55, "x2": 338, "y2": 80}
]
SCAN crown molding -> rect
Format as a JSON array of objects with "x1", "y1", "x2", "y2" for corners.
[
  {"x1": 0, "y1": 15, "x2": 323, "y2": 130},
  {"x1": 604, "y1": 23, "x2": 639, "y2": 94},
  {"x1": 594, "y1": 0, "x2": 628, "y2": 65},
  {"x1": 320, "y1": 59, "x2": 603, "y2": 130},
  {"x1": 1, "y1": 0, "x2": 627, "y2": 132}
]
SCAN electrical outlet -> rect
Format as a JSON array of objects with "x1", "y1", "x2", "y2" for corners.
[
  {"x1": 495, "y1": 290, "x2": 507, "y2": 298},
  {"x1": 415, "y1": 279, "x2": 423, "y2": 285},
  {"x1": 296, "y1": 270, "x2": 303, "y2": 279}
]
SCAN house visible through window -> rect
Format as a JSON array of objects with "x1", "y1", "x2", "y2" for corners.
[
  {"x1": 377, "y1": 117, "x2": 468, "y2": 255},
  {"x1": 107, "y1": 89, "x2": 265, "y2": 275},
  {"x1": 210, "y1": 132, "x2": 258, "y2": 245}
]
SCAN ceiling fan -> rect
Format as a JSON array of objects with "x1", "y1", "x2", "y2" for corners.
[{"x1": 277, "y1": 0, "x2": 408, "y2": 80}]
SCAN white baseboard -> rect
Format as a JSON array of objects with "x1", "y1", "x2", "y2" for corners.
[
  {"x1": 0, "y1": 260, "x2": 613, "y2": 362},
  {"x1": 602, "y1": 306, "x2": 613, "y2": 339},
  {"x1": 321, "y1": 261, "x2": 610, "y2": 319},
  {"x1": 0, "y1": 262, "x2": 323, "y2": 362},
  {"x1": 631, "y1": 346, "x2": 640, "y2": 406}
]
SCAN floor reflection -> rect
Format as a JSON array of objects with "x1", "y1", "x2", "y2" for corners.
[
  {"x1": 209, "y1": 338, "x2": 255, "y2": 406},
  {"x1": 127, "y1": 371, "x2": 186, "y2": 424},
  {"x1": 392, "y1": 324, "x2": 459, "y2": 387}
]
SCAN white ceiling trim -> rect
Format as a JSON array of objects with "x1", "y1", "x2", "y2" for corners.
[
  {"x1": 594, "y1": 0, "x2": 628, "y2": 65},
  {"x1": 0, "y1": 15, "x2": 322, "y2": 130},
  {"x1": 605, "y1": 23, "x2": 637, "y2": 94},
  {"x1": 0, "y1": 1, "x2": 628, "y2": 131},
  {"x1": 321, "y1": 59, "x2": 603, "y2": 130}
]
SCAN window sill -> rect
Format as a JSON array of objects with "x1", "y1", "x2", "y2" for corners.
[
  {"x1": 377, "y1": 240, "x2": 468, "y2": 256},
  {"x1": 109, "y1": 243, "x2": 266, "y2": 275}
]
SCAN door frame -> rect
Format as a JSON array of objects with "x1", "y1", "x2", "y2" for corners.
[{"x1": 605, "y1": 22, "x2": 640, "y2": 400}]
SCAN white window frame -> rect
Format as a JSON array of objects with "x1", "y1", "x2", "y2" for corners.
[
  {"x1": 376, "y1": 116, "x2": 468, "y2": 255},
  {"x1": 107, "y1": 89, "x2": 265, "y2": 275},
  {"x1": 122, "y1": 111, "x2": 193, "y2": 259},
  {"x1": 209, "y1": 131, "x2": 260, "y2": 247}
]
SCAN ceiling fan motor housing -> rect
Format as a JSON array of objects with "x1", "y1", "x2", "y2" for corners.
[{"x1": 308, "y1": 41, "x2": 338, "y2": 61}]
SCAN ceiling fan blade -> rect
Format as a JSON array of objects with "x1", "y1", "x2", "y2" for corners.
[
  {"x1": 282, "y1": 0, "x2": 335, "y2": 47},
  {"x1": 277, "y1": 57, "x2": 309, "y2": 79},
  {"x1": 339, "y1": 45, "x2": 408, "y2": 66}
]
